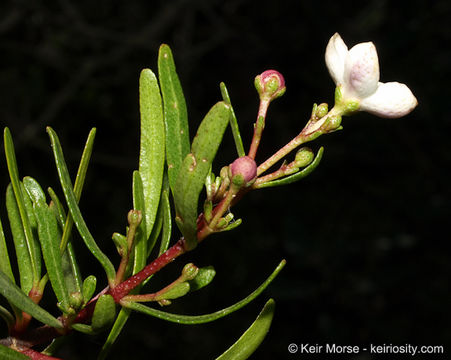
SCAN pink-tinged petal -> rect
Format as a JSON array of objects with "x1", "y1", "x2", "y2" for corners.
[
  {"x1": 360, "y1": 82, "x2": 418, "y2": 118},
  {"x1": 344, "y1": 42, "x2": 379, "y2": 98},
  {"x1": 325, "y1": 33, "x2": 348, "y2": 85}
]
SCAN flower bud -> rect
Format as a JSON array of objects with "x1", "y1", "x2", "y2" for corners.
[
  {"x1": 182, "y1": 263, "x2": 199, "y2": 281},
  {"x1": 322, "y1": 114, "x2": 342, "y2": 132},
  {"x1": 254, "y1": 70, "x2": 286, "y2": 101},
  {"x1": 230, "y1": 156, "x2": 257, "y2": 184},
  {"x1": 315, "y1": 103, "x2": 329, "y2": 119},
  {"x1": 127, "y1": 209, "x2": 142, "y2": 227},
  {"x1": 295, "y1": 147, "x2": 314, "y2": 168}
]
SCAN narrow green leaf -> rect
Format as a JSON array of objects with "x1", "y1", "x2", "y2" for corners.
[
  {"x1": 0, "y1": 304, "x2": 15, "y2": 328},
  {"x1": 132, "y1": 171, "x2": 147, "y2": 274},
  {"x1": 6, "y1": 185, "x2": 33, "y2": 293},
  {"x1": 0, "y1": 270, "x2": 63, "y2": 328},
  {"x1": 23, "y1": 177, "x2": 70, "y2": 311},
  {"x1": 48, "y1": 188, "x2": 82, "y2": 295},
  {"x1": 220, "y1": 82, "x2": 245, "y2": 157},
  {"x1": 215, "y1": 299, "x2": 275, "y2": 360},
  {"x1": 60, "y1": 128, "x2": 96, "y2": 252},
  {"x1": 0, "y1": 216, "x2": 14, "y2": 283},
  {"x1": 123, "y1": 259, "x2": 285, "y2": 324},
  {"x1": 188, "y1": 266, "x2": 215, "y2": 292},
  {"x1": 0, "y1": 345, "x2": 30, "y2": 360},
  {"x1": 91, "y1": 294, "x2": 116, "y2": 332},
  {"x1": 159, "y1": 178, "x2": 172, "y2": 256},
  {"x1": 255, "y1": 147, "x2": 324, "y2": 189},
  {"x1": 98, "y1": 308, "x2": 131, "y2": 360},
  {"x1": 47, "y1": 127, "x2": 116, "y2": 284},
  {"x1": 158, "y1": 44, "x2": 190, "y2": 191},
  {"x1": 71, "y1": 323, "x2": 96, "y2": 335},
  {"x1": 4, "y1": 128, "x2": 40, "y2": 285},
  {"x1": 173, "y1": 101, "x2": 231, "y2": 249},
  {"x1": 138, "y1": 69, "x2": 165, "y2": 243}
]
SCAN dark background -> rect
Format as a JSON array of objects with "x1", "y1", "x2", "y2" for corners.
[{"x1": 0, "y1": 0, "x2": 450, "y2": 359}]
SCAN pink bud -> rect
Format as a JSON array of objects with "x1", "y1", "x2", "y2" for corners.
[
  {"x1": 230, "y1": 156, "x2": 257, "y2": 183},
  {"x1": 254, "y1": 70, "x2": 286, "y2": 101}
]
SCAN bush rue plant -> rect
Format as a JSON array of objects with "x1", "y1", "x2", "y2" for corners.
[{"x1": 0, "y1": 34, "x2": 417, "y2": 359}]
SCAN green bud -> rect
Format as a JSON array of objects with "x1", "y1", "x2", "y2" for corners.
[
  {"x1": 315, "y1": 103, "x2": 329, "y2": 119},
  {"x1": 322, "y1": 115, "x2": 342, "y2": 132},
  {"x1": 231, "y1": 173, "x2": 245, "y2": 187},
  {"x1": 69, "y1": 292, "x2": 84, "y2": 310},
  {"x1": 295, "y1": 147, "x2": 315, "y2": 168},
  {"x1": 127, "y1": 209, "x2": 142, "y2": 227},
  {"x1": 182, "y1": 263, "x2": 199, "y2": 281}
]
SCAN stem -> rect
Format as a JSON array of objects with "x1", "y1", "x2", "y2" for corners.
[
  {"x1": 253, "y1": 162, "x2": 297, "y2": 187},
  {"x1": 197, "y1": 182, "x2": 242, "y2": 242},
  {"x1": 21, "y1": 348, "x2": 62, "y2": 360},
  {"x1": 114, "y1": 211, "x2": 142, "y2": 285},
  {"x1": 257, "y1": 132, "x2": 306, "y2": 176},
  {"x1": 109, "y1": 238, "x2": 187, "y2": 302},
  {"x1": 248, "y1": 99, "x2": 270, "y2": 159}
]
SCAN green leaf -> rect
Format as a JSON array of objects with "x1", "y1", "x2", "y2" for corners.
[
  {"x1": 82, "y1": 275, "x2": 97, "y2": 304},
  {"x1": 220, "y1": 82, "x2": 245, "y2": 157},
  {"x1": 48, "y1": 188, "x2": 82, "y2": 295},
  {"x1": 188, "y1": 266, "x2": 215, "y2": 292},
  {"x1": 60, "y1": 128, "x2": 96, "y2": 252},
  {"x1": 123, "y1": 259, "x2": 285, "y2": 324},
  {"x1": 215, "y1": 299, "x2": 275, "y2": 360},
  {"x1": 6, "y1": 185, "x2": 33, "y2": 294},
  {"x1": 98, "y1": 308, "x2": 131, "y2": 360},
  {"x1": 158, "y1": 174, "x2": 172, "y2": 256},
  {"x1": 154, "y1": 282, "x2": 190, "y2": 301},
  {"x1": 23, "y1": 177, "x2": 70, "y2": 312},
  {"x1": 255, "y1": 147, "x2": 324, "y2": 189},
  {"x1": 4, "y1": 128, "x2": 40, "y2": 285},
  {"x1": 158, "y1": 44, "x2": 190, "y2": 191},
  {"x1": 71, "y1": 323, "x2": 96, "y2": 335},
  {"x1": 0, "y1": 216, "x2": 14, "y2": 283},
  {"x1": 91, "y1": 294, "x2": 116, "y2": 332},
  {"x1": 0, "y1": 304, "x2": 15, "y2": 328},
  {"x1": 132, "y1": 171, "x2": 147, "y2": 274},
  {"x1": 173, "y1": 101, "x2": 231, "y2": 249},
  {"x1": 0, "y1": 345, "x2": 30, "y2": 360},
  {"x1": 138, "y1": 69, "x2": 165, "y2": 243},
  {"x1": 46, "y1": 127, "x2": 116, "y2": 284},
  {"x1": 0, "y1": 270, "x2": 63, "y2": 328}
]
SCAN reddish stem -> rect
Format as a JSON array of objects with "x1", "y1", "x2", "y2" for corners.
[
  {"x1": 109, "y1": 238, "x2": 187, "y2": 302},
  {"x1": 21, "y1": 348, "x2": 62, "y2": 360}
]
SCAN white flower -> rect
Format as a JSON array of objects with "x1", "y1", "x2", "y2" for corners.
[{"x1": 325, "y1": 33, "x2": 417, "y2": 118}]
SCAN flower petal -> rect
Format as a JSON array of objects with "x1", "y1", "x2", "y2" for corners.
[
  {"x1": 360, "y1": 82, "x2": 418, "y2": 118},
  {"x1": 325, "y1": 33, "x2": 348, "y2": 85},
  {"x1": 344, "y1": 42, "x2": 380, "y2": 98}
]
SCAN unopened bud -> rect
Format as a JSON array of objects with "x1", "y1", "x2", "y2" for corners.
[
  {"x1": 315, "y1": 103, "x2": 329, "y2": 119},
  {"x1": 295, "y1": 147, "x2": 314, "y2": 168},
  {"x1": 254, "y1": 70, "x2": 286, "y2": 101},
  {"x1": 127, "y1": 209, "x2": 142, "y2": 227},
  {"x1": 230, "y1": 156, "x2": 257, "y2": 184},
  {"x1": 322, "y1": 114, "x2": 342, "y2": 132},
  {"x1": 182, "y1": 263, "x2": 199, "y2": 281}
]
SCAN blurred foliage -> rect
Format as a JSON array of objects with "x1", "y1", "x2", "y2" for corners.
[{"x1": 1, "y1": 0, "x2": 450, "y2": 359}]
